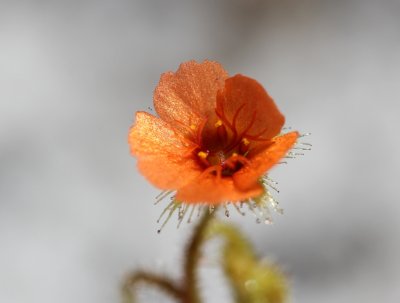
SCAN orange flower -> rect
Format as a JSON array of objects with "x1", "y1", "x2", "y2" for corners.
[{"x1": 129, "y1": 60, "x2": 298, "y2": 207}]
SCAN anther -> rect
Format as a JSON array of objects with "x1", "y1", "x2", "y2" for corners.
[
  {"x1": 197, "y1": 151, "x2": 207, "y2": 159},
  {"x1": 197, "y1": 151, "x2": 210, "y2": 166},
  {"x1": 214, "y1": 120, "x2": 223, "y2": 128},
  {"x1": 215, "y1": 120, "x2": 228, "y2": 143},
  {"x1": 239, "y1": 137, "x2": 250, "y2": 154},
  {"x1": 190, "y1": 124, "x2": 196, "y2": 130}
]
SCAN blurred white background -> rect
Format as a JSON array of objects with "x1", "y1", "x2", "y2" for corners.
[{"x1": 1, "y1": 0, "x2": 399, "y2": 302}]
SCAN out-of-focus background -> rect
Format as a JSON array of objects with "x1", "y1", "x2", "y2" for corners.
[{"x1": 1, "y1": 0, "x2": 399, "y2": 302}]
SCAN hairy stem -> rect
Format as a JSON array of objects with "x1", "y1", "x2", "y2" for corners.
[
  {"x1": 122, "y1": 271, "x2": 183, "y2": 303},
  {"x1": 182, "y1": 208, "x2": 216, "y2": 303}
]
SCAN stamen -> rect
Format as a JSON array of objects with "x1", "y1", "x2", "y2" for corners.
[
  {"x1": 239, "y1": 137, "x2": 250, "y2": 154},
  {"x1": 215, "y1": 102, "x2": 237, "y2": 144},
  {"x1": 197, "y1": 150, "x2": 210, "y2": 167},
  {"x1": 197, "y1": 151, "x2": 208, "y2": 159},
  {"x1": 214, "y1": 120, "x2": 223, "y2": 128},
  {"x1": 215, "y1": 120, "x2": 228, "y2": 143}
]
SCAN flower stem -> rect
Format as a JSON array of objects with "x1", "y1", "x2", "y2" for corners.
[
  {"x1": 182, "y1": 208, "x2": 216, "y2": 303},
  {"x1": 122, "y1": 271, "x2": 183, "y2": 303}
]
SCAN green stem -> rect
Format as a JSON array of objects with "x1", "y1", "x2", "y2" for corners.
[
  {"x1": 182, "y1": 208, "x2": 216, "y2": 303},
  {"x1": 205, "y1": 221, "x2": 254, "y2": 258},
  {"x1": 122, "y1": 271, "x2": 183, "y2": 303}
]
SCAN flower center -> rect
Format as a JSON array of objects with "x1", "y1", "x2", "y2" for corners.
[
  {"x1": 195, "y1": 119, "x2": 252, "y2": 177},
  {"x1": 196, "y1": 149, "x2": 250, "y2": 177}
]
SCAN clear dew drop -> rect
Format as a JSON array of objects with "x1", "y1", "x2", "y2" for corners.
[{"x1": 264, "y1": 218, "x2": 273, "y2": 225}]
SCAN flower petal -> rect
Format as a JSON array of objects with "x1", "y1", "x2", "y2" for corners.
[
  {"x1": 175, "y1": 175, "x2": 264, "y2": 204},
  {"x1": 154, "y1": 60, "x2": 228, "y2": 138},
  {"x1": 129, "y1": 112, "x2": 202, "y2": 189},
  {"x1": 233, "y1": 132, "x2": 299, "y2": 190},
  {"x1": 216, "y1": 75, "x2": 285, "y2": 141}
]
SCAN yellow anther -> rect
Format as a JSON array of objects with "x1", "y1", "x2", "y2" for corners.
[
  {"x1": 242, "y1": 137, "x2": 250, "y2": 146},
  {"x1": 231, "y1": 152, "x2": 238, "y2": 157},
  {"x1": 214, "y1": 120, "x2": 223, "y2": 128},
  {"x1": 197, "y1": 151, "x2": 208, "y2": 159},
  {"x1": 190, "y1": 124, "x2": 196, "y2": 130}
]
